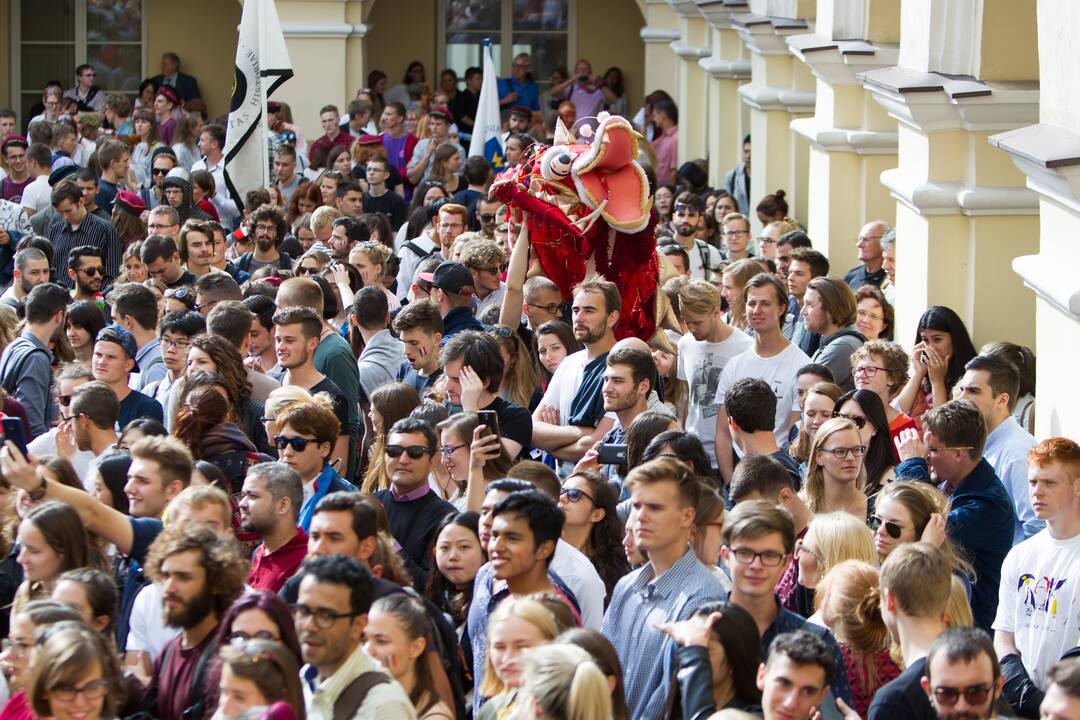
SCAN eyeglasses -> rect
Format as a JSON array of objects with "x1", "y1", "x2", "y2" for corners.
[
  {"x1": 1, "y1": 638, "x2": 33, "y2": 658},
  {"x1": 161, "y1": 337, "x2": 191, "y2": 350},
  {"x1": 77, "y1": 266, "x2": 104, "y2": 276},
  {"x1": 148, "y1": 222, "x2": 176, "y2": 232},
  {"x1": 726, "y1": 547, "x2": 787, "y2": 567},
  {"x1": 927, "y1": 446, "x2": 974, "y2": 456},
  {"x1": 58, "y1": 394, "x2": 73, "y2": 407},
  {"x1": 386, "y1": 444, "x2": 432, "y2": 459},
  {"x1": 296, "y1": 265, "x2": 321, "y2": 276},
  {"x1": 858, "y1": 235, "x2": 884, "y2": 243},
  {"x1": 832, "y1": 412, "x2": 867, "y2": 430},
  {"x1": 193, "y1": 299, "x2": 220, "y2": 312},
  {"x1": 274, "y1": 435, "x2": 318, "y2": 452},
  {"x1": 525, "y1": 301, "x2": 562, "y2": 315},
  {"x1": 48, "y1": 678, "x2": 110, "y2": 703},
  {"x1": 438, "y1": 222, "x2": 464, "y2": 231},
  {"x1": 560, "y1": 487, "x2": 596, "y2": 504},
  {"x1": 757, "y1": 236, "x2": 777, "y2": 247},
  {"x1": 931, "y1": 684, "x2": 994, "y2": 707},
  {"x1": 869, "y1": 515, "x2": 904, "y2": 539},
  {"x1": 794, "y1": 538, "x2": 821, "y2": 561},
  {"x1": 254, "y1": 224, "x2": 277, "y2": 233},
  {"x1": 164, "y1": 287, "x2": 192, "y2": 300},
  {"x1": 852, "y1": 365, "x2": 889, "y2": 379},
  {"x1": 474, "y1": 265, "x2": 504, "y2": 276},
  {"x1": 724, "y1": 229, "x2": 749, "y2": 237},
  {"x1": 228, "y1": 630, "x2": 279, "y2": 644},
  {"x1": 818, "y1": 445, "x2": 867, "y2": 459},
  {"x1": 856, "y1": 308, "x2": 884, "y2": 323},
  {"x1": 292, "y1": 603, "x2": 357, "y2": 630}
]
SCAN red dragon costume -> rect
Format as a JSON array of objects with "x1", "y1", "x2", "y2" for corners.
[{"x1": 491, "y1": 111, "x2": 672, "y2": 342}]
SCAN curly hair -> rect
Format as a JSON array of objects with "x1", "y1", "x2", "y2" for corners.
[
  {"x1": 564, "y1": 471, "x2": 628, "y2": 599},
  {"x1": 851, "y1": 340, "x2": 910, "y2": 396},
  {"x1": 144, "y1": 524, "x2": 248, "y2": 619},
  {"x1": 174, "y1": 372, "x2": 233, "y2": 457},
  {"x1": 246, "y1": 203, "x2": 289, "y2": 246},
  {"x1": 189, "y1": 333, "x2": 252, "y2": 405}
]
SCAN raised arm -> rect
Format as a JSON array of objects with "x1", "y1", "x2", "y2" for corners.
[{"x1": 498, "y1": 222, "x2": 530, "y2": 329}]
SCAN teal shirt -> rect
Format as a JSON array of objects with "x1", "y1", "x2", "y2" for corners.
[{"x1": 314, "y1": 331, "x2": 361, "y2": 478}]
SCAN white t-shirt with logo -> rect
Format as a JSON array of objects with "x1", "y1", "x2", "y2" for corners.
[
  {"x1": 713, "y1": 342, "x2": 810, "y2": 446},
  {"x1": 993, "y1": 529, "x2": 1080, "y2": 689},
  {"x1": 678, "y1": 329, "x2": 753, "y2": 464}
]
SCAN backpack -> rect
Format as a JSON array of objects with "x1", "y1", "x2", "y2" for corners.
[
  {"x1": 403, "y1": 239, "x2": 436, "y2": 261},
  {"x1": 694, "y1": 239, "x2": 715, "y2": 274},
  {"x1": 0, "y1": 342, "x2": 51, "y2": 396},
  {"x1": 332, "y1": 670, "x2": 391, "y2": 720}
]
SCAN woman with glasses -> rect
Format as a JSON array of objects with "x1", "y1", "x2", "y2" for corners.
[
  {"x1": 813, "y1": 560, "x2": 900, "y2": 717},
  {"x1": 558, "y1": 471, "x2": 628, "y2": 602},
  {"x1": 758, "y1": 216, "x2": 799, "y2": 263},
  {"x1": 25, "y1": 621, "x2": 122, "y2": 720},
  {"x1": 162, "y1": 286, "x2": 196, "y2": 314},
  {"x1": 363, "y1": 594, "x2": 455, "y2": 720},
  {"x1": 871, "y1": 482, "x2": 972, "y2": 586},
  {"x1": 800, "y1": 417, "x2": 869, "y2": 521},
  {"x1": 850, "y1": 340, "x2": 919, "y2": 455},
  {"x1": 834, "y1": 389, "x2": 897, "y2": 504},
  {"x1": 294, "y1": 248, "x2": 332, "y2": 278},
  {"x1": 788, "y1": 381, "x2": 843, "y2": 469},
  {"x1": 0, "y1": 601, "x2": 83, "y2": 714},
  {"x1": 213, "y1": 638, "x2": 305, "y2": 720},
  {"x1": 434, "y1": 413, "x2": 512, "y2": 504},
  {"x1": 791, "y1": 512, "x2": 877, "y2": 619},
  {"x1": 64, "y1": 300, "x2": 106, "y2": 365},
  {"x1": 853, "y1": 285, "x2": 894, "y2": 341}
]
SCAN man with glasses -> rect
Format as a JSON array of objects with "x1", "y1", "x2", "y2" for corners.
[
  {"x1": 274, "y1": 400, "x2": 356, "y2": 533},
  {"x1": 296, "y1": 554, "x2": 415, "y2": 720},
  {"x1": 460, "y1": 238, "x2": 506, "y2": 316},
  {"x1": 844, "y1": 219, "x2": 890, "y2": 289},
  {"x1": 522, "y1": 276, "x2": 564, "y2": 330},
  {"x1": 498, "y1": 53, "x2": 541, "y2": 112},
  {"x1": 362, "y1": 157, "x2": 406, "y2": 230},
  {"x1": 720, "y1": 501, "x2": 850, "y2": 704},
  {"x1": 671, "y1": 192, "x2": 721, "y2": 280},
  {"x1": 1, "y1": 136, "x2": 32, "y2": 203},
  {"x1": 65, "y1": 245, "x2": 106, "y2": 304},
  {"x1": 64, "y1": 64, "x2": 105, "y2": 112},
  {"x1": 920, "y1": 628, "x2": 1005, "y2": 720},
  {"x1": 48, "y1": 182, "x2": 119, "y2": 287},
  {"x1": 141, "y1": 234, "x2": 195, "y2": 289},
  {"x1": 373, "y1": 418, "x2": 453, "y2": 587},
  {"x1": 602, "y1": 459, "x2": 729, "y2": 719},
  {"x1": 146, "y1": 310, "x2": 205, "y2": 413},
  {"x1": 192, "y1": 272, "x2": 242, "y2": 318},
  {"x1": 273, "y1": 307, "x2": 349, "y2": 467},
  {"x1": 896, "y1": 399, "x2": 1014, "y2": 631},
  {"x1": 237, "y1": 204, "x2": 292, "y2": 273},
  {"x1": 61, "y1": 381, "x2": 120, "y2": 475},
  {"x1": 140, "y1": 150, "x2": 177, "y2": 210},
  {"x1": 475, "y1": 195, "x2": 502, "y2": 241},
  {"x1": 146, "y1": 204, "x2": 180, "y2": 239}
]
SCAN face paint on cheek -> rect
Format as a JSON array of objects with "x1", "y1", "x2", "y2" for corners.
[{"x1": 418, "y1": 346, "x2": 427, "y2": 358}]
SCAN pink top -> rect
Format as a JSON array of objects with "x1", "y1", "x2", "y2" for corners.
[{"x1": 653, "y1": 125, "x2": 679, "y2": 186}]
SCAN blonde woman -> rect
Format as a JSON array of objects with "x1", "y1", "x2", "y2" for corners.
[
  {"x1": 487, "y1": 325, "x2": 540, "y2": 410},
  {"x1": 793, "y1": 512, "x2": 877, "y2": 618},
  {"x1": 262, "y1": 386, "x2": 314, "y2": 443},
  {"x1": 814, "y1": 560, "x2": 900, "y2": 717},
  {"x1": 512, "y1": 643, "x2": 613, "y2": 720},
  {"x1": 758, "y1": 216, "x2": 800, "y2": 261},
  {"x1": 348, "y1": 241, "x2": 399, "y2": 310},
  {"x1": 801, "y1": 417, "x2": 868, "y2": 520},
  {"x1": 788, "y1": 381, "x2": 843, "y2": 466},
  {"x1": 721, "y1": 258, "x2": 764, "y2": 331},
  {"x1": 478, "y1": 597, "x2": 560, "y2": 719}
]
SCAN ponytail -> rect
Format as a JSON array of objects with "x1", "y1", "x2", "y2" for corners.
[
  {"x1": 567, "y1": 661, "x2": 611, "y2": 720},
  {"x1": 520, "y1": 644, "x2": 613, "y2": 720}
]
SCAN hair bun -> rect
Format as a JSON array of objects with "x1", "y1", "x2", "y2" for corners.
[{"x1": 774, "y1": 189, "x2": 786, "y2": 199}]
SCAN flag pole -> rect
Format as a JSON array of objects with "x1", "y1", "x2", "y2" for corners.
[{"x1": 257, "y1": 0, "x2": 270, "y2": 189}]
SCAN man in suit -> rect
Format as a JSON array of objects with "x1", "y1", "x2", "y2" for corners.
[{"x1": 151, "y1": 52, "x2": 201, "y2": 103}]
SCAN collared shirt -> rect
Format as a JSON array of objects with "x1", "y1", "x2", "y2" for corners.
[
  {"x1": 984, "y1": 416, "x2": 1041, "y2": 543},
  {"x1": 602, "y1": 547, "x2": 728, "y2": 719},
  {"x1": 46, "y1": 211, "x2": 121, "y2": 287},
  {"x1": 653, "y1": 124, "x2": 679, "y2": 186},
  {"x1": 497, "y1": 77, "x2": 540, "y2": 111},
  {"x1": 757, "y1": 595, "x2": 852, "y2": 703},
  {"x1": 843, "y1": 264, "x2": 887, "y2": 288},
  {"x1": 388, "y1": 482, "x2": 430, "y2": 502},
  {"x1": 247, "y1": 527, "x2": 309, "y2": 593},
  {"x1": 302, "y1": 643, "x2": 415, "y2": 720}
]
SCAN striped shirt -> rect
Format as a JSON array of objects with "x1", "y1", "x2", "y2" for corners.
[
  {"x1": 602, "y1": 547, "x2": 728, "y2": 719},
  {"x1": 46, "y1": 211, "x2": 121, "y2": 288}
]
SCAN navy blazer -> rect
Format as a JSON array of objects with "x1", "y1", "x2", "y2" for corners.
[
  {"x1": 896, "y1": 457, "x2": 1015, "y2": 632},
  {"x1": 152, "y1": 72, "x2": 201, "y2": 102}
]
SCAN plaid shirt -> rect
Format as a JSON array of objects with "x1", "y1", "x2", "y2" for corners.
[{"x1": 602, "y1": 547, "x2": 727, "y2": 719}]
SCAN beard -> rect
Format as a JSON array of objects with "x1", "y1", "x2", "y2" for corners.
[
  {"x1": 574, "y1": 321, "x2": 607, "y2": 345},
  {"x1": 255, "y1": 236, "x2": 277, "y2": 253},
  {"x1": 19, "y1": 277, "x2": 35, "y2": 296},
  {"x1": 77, "y1": 276, "x2": 101, "y2": 295},
  {"x1": 163, "y1": 585, "x2": 214, "y2": 629}
]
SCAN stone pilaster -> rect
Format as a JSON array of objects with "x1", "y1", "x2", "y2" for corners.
[
  {"x1": 697, "y1": 0, "x2": 752, "y2": 187},
  {"x1": 667, "y1": 1, "x2": 713, "y2": 164},
  {"x1": 640, "y1": 0, "x2": 683, "y2": 106}
]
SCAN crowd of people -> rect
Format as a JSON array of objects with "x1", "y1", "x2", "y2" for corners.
[{"x1": 0, "y1": 50, "x2": 1074, "y2": 720}]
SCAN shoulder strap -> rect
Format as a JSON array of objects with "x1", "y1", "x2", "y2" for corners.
[
  {"x1": 332, "y1": 670, "x2": 391, "y2": 720},
  {"x1": 1, "y1": 343, "x2": 50, "y2": 395},
  {"x1": 696, "y1": 240, "x2": 712, "y2": 269},
  {"x1": 182, "y1": 636, "x2": 220, "y2": 720},
  {"x1": 404, "y1": 240, "x2": 434, "y2": 259}
]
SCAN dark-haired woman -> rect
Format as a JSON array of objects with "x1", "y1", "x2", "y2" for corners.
[
  {"x1": 13, "y1": 501, "x2": 97, "y2": 617},
  {"x1": 896, "y1": 305, "x2": 977, "y2": 429},
  {"x1": 425, "y1": 511, "x2": 484, "y2": 631},
  {"x1": 835, "y1": 389, "x2": 896, "y2": 508},
  {"x1": 558, "y1": 471, "x2": 629, "y2": 602},
  {"x1": 64, "y1": 300, "x2": 107, "y2": 365}
]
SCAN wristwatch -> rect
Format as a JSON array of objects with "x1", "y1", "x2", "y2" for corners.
[{"x1": 28, "y1": 476, "x2": 46, "y2": 502}]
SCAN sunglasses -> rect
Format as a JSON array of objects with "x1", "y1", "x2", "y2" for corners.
[
  {"x1": 386, "y1": 444, "x2": 432, "y2": 459},
  {"x1": 869, "y1": 515, "x2": 903, "y2": 539},
  {"x1": 832, "y1": 411, "x2": 867, "y2": 429},
  {"x1": 296, "y1": 266, "x2": 321, "y2": 276},
  {"x1": 151, "y1": 167, "x2": 170, "y2": 175},
  {"x1": 274, "y1": 435, "x2": 318, "y2": 452},
  {"x1": 78, "y1": 266, "x2": 104, "y2": 276},
  {"x1": 484, "y1": 324, "x2": 515, "y2": 339},
  {"x1": 164, "y1": 287, "x2": 192, "y2": 300},
  {"x1": 479, "y1": 213, "x2": 497, "y2": 223},
  {"x1": 932, "y1": 684, "x2": 993, "y2": 707},
  {"x1": 559, "y1": 487, "x2": 595, "y2": 504}
]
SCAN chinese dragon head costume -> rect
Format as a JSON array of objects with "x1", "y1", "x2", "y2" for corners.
[{"x1": 491, "y1": 111, "x2": 674, "y2": 343}]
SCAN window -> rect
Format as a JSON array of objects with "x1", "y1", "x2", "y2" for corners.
[
  {"x1": 440, "y1": 0, "x2": 573, "y2": 92},
  {"x1": 14, "y1": 0, "x2": 145, "y2": 123}
]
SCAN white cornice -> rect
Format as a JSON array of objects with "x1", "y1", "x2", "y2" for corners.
[
  {"x1": 667, "y1": 0, "x2": 705, "y2": 18},
  {"x1": 738, "y1": 83, "x2": 815, "y2": 113},
  {"x1": 788, "y1": 35, "x2": 899, "y2": 86},
  {"x1": 280, "y1": 22, "x2": 370, "y2": 39},
  {"x1": 641, "y1": 27, "x2": 683, "y2": 43},
  {"x1": 990, "y1": 124, "x2": 1080, "y2": 214},
  {"x1": 1012, "y1": 254, "x2": 1080, "y2": 321},
  {"x1": 670, "y1": 41, "x2": 713, "y2": 60},
  {"x1": 879, "y1": 168, "x2": 1039, "y2": 216},
  {"x1": 789, "y1": 117, "x2": 897, "y2": 154},
  {"x1": 699, "y1": 56, "x2": 752, "y2": 79}
]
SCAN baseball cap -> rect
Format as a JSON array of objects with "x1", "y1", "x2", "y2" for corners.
[
  {"x1": 419, "y1": 261, "x2": 474, "y2": 296},
  {"x1": 97, "y1": 325, "x2": 141, "y2": 372}
]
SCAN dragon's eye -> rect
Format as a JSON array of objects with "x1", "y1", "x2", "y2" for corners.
[{"x1": 540, "y1": 150, "x2": 573, "y2": 181}]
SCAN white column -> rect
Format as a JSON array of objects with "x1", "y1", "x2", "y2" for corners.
[{"x1": 698, "y1": 0, "x2": 752, "y2": 187}]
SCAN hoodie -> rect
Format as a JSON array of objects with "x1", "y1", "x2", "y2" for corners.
[
  {"x1": 356, "y1": 328, "x2": 406, "y2": 401},
  {"x1": 162, "y1": 171, "x2": 212, "y2": 225}
]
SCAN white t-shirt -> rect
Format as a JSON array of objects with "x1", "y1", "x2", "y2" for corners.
[
  {"x1": 540, "y1": 349, "x2": 613, "y2": 425},
  {"x1": 713, "y1": 342, "x2": 811, "y2": 446},
  {"x1": 678, "y1": 329, "x2": 753, "y2": 463},
  {"x1": 27, "y1": 428, "x2": 96, "y2": 491},
  {"x1": 20, "y1": 176, "x2": 51, "y2": 214},
  {"x1": 125, "y1": 582, "x2": 180, "y2": 658},
  {"x1": 992, "y1": 529, "x2": 1080, "y2": 689},
  {"x1": 552, "y1": 539, "x2": 606, "y2": 630},
  {"x1": 684, "y1": 240, "x2": 721, "y2": 280}
]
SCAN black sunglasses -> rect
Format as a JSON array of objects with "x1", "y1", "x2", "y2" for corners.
[
  {"x1": 151, "y1": 167, "x2": 170, "y2": 175},
  {"x1": 78, "y1": 266, "x2": 104, "y2": 276},
  {"x1": 560, "y1": 487, "x2": 596, "y2": 504},
  {"x1": 274, "y1": 435, "x2": 317, "y2": 452},
  {"x1": 385, "y1": 444, "x2": 431, "y2": 460},
  {"x1": 832, "y1": 411, "x2": 867, "y2": 430},
  {"x1": 869, "y1": 515, "x2": 903, "y2": 539},
  {"x1": 479, "y1": 213, "x2": 497, "y2": 223},
  {"x1": 932, "y1": 684, "x2": 993, "y2": 707}
]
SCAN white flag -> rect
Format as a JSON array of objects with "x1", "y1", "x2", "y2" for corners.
[
  {"x1": 223, "y1": 0, "x2": 293, "y2": 210},
  {"x1": 468, "y1": 39, "x2": 506, "y2": 170}
]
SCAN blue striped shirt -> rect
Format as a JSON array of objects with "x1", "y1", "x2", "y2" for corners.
[
  {"x1": 46, "y1": 211, "x2": 121, "y2": 288},
  {"x1": 602, "y1": 547, "x2": 727, "y2": 719}
]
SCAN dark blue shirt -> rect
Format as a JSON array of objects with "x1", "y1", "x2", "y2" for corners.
[
  {"x1": 497, "y1": 77, "x2": 540, "y2": 112},
  {"x1": 115, "y1": 516, "x2": 164, "y2": 648},
  {"x1": 844, "y1": 264, "x2": 887, "y2": 289},
  {"x1": 396, "y1": 361, "x2": 443, "y2": 396},
  {"x1": 440, "y1": 306, "x2": 484, "y2": 344},
  {"x1": 757, "y1": 596, "x2": 852, "y2": 705},
  {"x1": 118, "y1": 389, "x2": 164, "y2": 430}
]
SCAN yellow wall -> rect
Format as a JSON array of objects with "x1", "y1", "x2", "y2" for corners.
[
  {"x1": 146, "y1": 0, "x2": 242, "y2": 121},
  {"x1": 578, "y1": 0, "x2": 644, "y2": 115},
  {"x1": 366, "y1": 0, "x2": 438, "y2": 92},
  {"x1": 0, "y1": 0, "x2": 9, "y2": 109}
]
